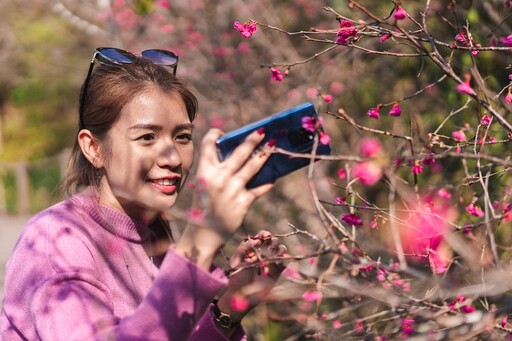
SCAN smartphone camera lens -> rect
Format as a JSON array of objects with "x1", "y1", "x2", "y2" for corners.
[{"x1": 288, "y1": 128, "x2": 314, "y2": 148}]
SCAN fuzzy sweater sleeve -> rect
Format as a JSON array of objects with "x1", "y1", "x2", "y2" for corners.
[{"x1": 1, "y1": 203, "x2": 246, "y2": 341}]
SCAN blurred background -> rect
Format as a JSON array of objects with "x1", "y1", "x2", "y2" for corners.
[{"x1": 1, "y1": 0, "x2": 511, "y2": 339}]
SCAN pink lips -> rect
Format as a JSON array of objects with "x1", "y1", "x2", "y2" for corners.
[{"x1": 150, "y1": 177, "x2": 179, "y2": 194}]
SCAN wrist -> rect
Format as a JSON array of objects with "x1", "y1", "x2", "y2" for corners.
[
  {"x1": 175, "y1": 225, "x2": 225, "y2": 270},
  {"x1": 212, "y1": 299, "x2": 242, "y2": 329},
  {"x1": 217, "y1": 293, "x2": 249, "y2": 323}
]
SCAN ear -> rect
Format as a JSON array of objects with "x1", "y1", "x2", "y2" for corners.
[{"x1": 78, "y1": 129, "x2": 104, "y2": 168}]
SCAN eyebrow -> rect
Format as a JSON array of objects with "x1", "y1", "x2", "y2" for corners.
[{"x1": 128, "y1": 123, "x2": 195, "y2": 131}]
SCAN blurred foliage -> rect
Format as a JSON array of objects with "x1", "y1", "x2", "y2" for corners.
[{"x1": 0, "y1": 1, "x2": 89, "y2": 161}]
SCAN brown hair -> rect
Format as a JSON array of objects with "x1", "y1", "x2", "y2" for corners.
[{"x1": 61, "y1": 57, "x2": 198, "y2": 196}]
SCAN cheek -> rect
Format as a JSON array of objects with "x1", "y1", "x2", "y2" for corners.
[{"x1": 179, "y1": 145, "x2": 194, "y2": 173}]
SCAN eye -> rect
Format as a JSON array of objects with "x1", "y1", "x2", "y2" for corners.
[
  {"x1": 138, "y1": 133, "x2": 156, "y2": 143},
  {"x1": 176, "y1": 133, "x2": 193, "y2": 143}
]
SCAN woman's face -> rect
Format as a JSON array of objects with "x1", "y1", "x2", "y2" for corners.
[{"x1": 98, "y1": 88, "x2": 194, "y2": 222}]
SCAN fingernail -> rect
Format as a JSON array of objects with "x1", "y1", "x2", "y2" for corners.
[
  {"x1": 266, "y1": 139, "x2": 276, "y2": 148},
  {"x1": 257, "y1": 127, "x2": 265, "y2": 135}
]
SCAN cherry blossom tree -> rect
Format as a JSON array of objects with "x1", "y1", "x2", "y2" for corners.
[{"x1": 20, "y1": 0, "x2": 512, "y2": 339}]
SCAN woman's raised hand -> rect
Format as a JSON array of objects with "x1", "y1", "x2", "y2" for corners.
[
  {"x1": 175, "y1": 128, "x2": 274, "y2": 269},
  {"x1": 194, "y1": 128, "x2": 273, "y2": 233}
]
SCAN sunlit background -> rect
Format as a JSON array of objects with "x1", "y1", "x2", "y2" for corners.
[{"x1": 1, "y1": 1, "x2": 511, "y2": 339}]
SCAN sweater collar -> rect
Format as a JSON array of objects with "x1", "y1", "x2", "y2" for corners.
[{"x1": 78, "y1": 187, "x2": 152, "y2": 243}]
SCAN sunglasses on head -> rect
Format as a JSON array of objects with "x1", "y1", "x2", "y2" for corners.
[{"x1": 79, "y1": 47, "x2": 179, "y2": 129}]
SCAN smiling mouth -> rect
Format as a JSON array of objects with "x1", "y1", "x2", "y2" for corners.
[
  {"x1": 150, "y1": 177, "x2": 180, "y2": 194},
  {"x1": 155, "y1": 178, "x2": 177, "y2": 186}
]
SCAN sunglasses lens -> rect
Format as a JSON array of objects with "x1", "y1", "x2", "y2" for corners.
[
  {"x1": 141, "y1": 50, "x2": 178, "y2": 66},
  {"x1": 99, "y1": 48, "x2": 136, "y2": 64}
]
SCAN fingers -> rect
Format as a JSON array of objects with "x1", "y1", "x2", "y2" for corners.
[
  {"x1": 199, "y1": 128, "x2": 224, "y2": 165},
  {"x1": 237, "y1": 231, "x2": 287, "y2": 265},
  {"x1": 199, "y1": 128, "x2": 274, "y2": 191},
  {"x1": 222, "y1": 130, "x2": 267, "y2": 173}
]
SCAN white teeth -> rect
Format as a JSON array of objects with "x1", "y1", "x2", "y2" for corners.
[{"x1": 157, "y1": 178, "x2": 175, "y2": 186}]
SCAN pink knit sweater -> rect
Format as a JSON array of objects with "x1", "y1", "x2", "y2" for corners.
[{"x1": 0, "y1": 188, "x2": 245, "y2": 340}]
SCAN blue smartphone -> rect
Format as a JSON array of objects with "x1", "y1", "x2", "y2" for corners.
[{"x1": 216, "y1": 102, "x2": 331, "y2": 189}]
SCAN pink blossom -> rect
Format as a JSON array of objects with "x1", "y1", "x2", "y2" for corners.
[
  {"x1": 236, "y1": 42, "x2": 251, "y2": 55},
  {"x1": 114, "y1": 9, "x2": 138, "y2": 30},
  {"x1": 96, "y1": 11, "x2": 109, "y2": 22},
  {"x1": 319, "y1": 132, "x2": 331, "y2": 145},
  {"x1": 160, "y1": 24, "x2": 174, "y2": 33},
  {"x1": 360, "y1": 137, "x2": 382, "y2": 158},
  {"x1": 353, "y1": 161, "x2": 383, "y2": 186},
  {"x1": 302, "y1": 116, "x2": 324, "y2": 132},
  {"x1": 157, "y1": 0, "x2": 171, "y2": 8},
  {"x1": 186, "y1": 208, "x2": 204, "y2": 222},
  {"x1": 322, "y1": 93, "x2": 333, "y2": 103},
  {"x1": 493, "y1": 200, "x2": 501, "y2": 210},
  {"x1": 481, "y1": 115, "x2": 491, "y2": 125},
  {"x1": 209, "y1": 112, "x2": 225, "y2": 129},
  {"x1": 421, "y1": 153, "x2": 436, "y2": 165},
  {"x1": 336, "y1": 20, "x2": 358, "y2": 45},
  {"x1": 505, "y1": 211, "x2": 512, "y2": 222},
  {"x1": 270, "y1": 67, "x2": 283, "y2": 81},
  {"x1": 437, "y1": 188, "x2": 452, "y2": 199},
  {"x1": 332, "y1": 320, "x2": 342, "y2": 329},
  {"x1": 302, "y1": 290, "x2": 322, "y2": 302},
  {"x1": 448, "y1": 295, "x2": 467, "y2": 311},
  {"x1": 501, "y1": 35, "x2": 512, "y2": 47},
  {"x1": 337, "y1": 169, "x2": 347, "y2": 180},
  {"x1": 389, "y1": 103, "x2": 402, "y2": 116},
  {"x1": 506, "y1": 91, "x2": 512, "y2": 104},
  {"x1": 428, "y1": 249, "x2": 449, "y2": 274},
  {"x1": 330, "y1": 81, "x2": 344, "y2": 94},
  {"x1": 355, "y1": 319, "x2": 365, "y2": 333},
  {"x1": 306, "y1": 88, "x2": 318, "y2": 99},
  {"x1": 339, "y1": 19, "x2": 354, "y2": 29},
  {"x1": 376, "y1": 269, "x2": 387, "y2": 281},
  {"x1": 336, "y1": 197, "x2": 347, "y2": 205},
  {"x1": 461, "y1": 305, "x2": 476, "y2": 313},
  {"x1": 230, "y1": 295, "x2": 250, "y2": 312},
  {"x1": 466, "y1": 203, "x2": 484, "y2": 217},
  {"x1": 341, "y1": 213, "x2": 363, "y2": 226},
  {"x1": 370, "y1": 219, "x2": 379, "y2": 229},
  {"x1": 399, "y1": 195, "x2": 457, "y2": 272},
  {"x1": 401, "y1": 318, "x2": 415, "y2": 337},
  {"x1": 412, "y1": 164, "x2": 424, "y2": 175},
  {"x1": 367, "y1": 106, "x2": 380, "y2": 120},
  {"x1": 380, "y1": 34, "x2": 391, "y2": 43},
  {"x1": 282, "y1": 265, "x2": 301, "y2": 279},
  {"x1": 452, "y1": 130, "x2": 466, "y2": 142},
  {"x1": 233, "y1": 21, "x2": 257, "y2": 38},
  {"x1": 456, "y1": 81, "x2": 477, "y2": 96},
  {"x1": 393, "y1": 6, "x2": 407, "y2": 20},
  {"x1": 455, "y1": 33, "x2": 466, "y2": 43}
]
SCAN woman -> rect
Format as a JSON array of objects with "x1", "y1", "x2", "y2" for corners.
[{"x1": 0, "y1": 48, "x2": 284, "y2": 340}]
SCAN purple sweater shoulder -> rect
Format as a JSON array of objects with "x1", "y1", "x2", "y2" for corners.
[{"x1": 0, "y1": 189, "x2": 245, "y2": 340}]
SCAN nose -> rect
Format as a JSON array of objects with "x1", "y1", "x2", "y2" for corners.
[{"x1": 156, "y1": 141, "x2": 182, "y2": 169}]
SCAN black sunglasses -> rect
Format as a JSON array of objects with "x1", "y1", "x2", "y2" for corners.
[{"x1": 79, "y1": 47, "x2": 179, "y2": 129}]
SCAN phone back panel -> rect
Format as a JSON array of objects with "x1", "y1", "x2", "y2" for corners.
[{"x1": 216, "y1": 102, "x2": 331, "y2": 188}]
